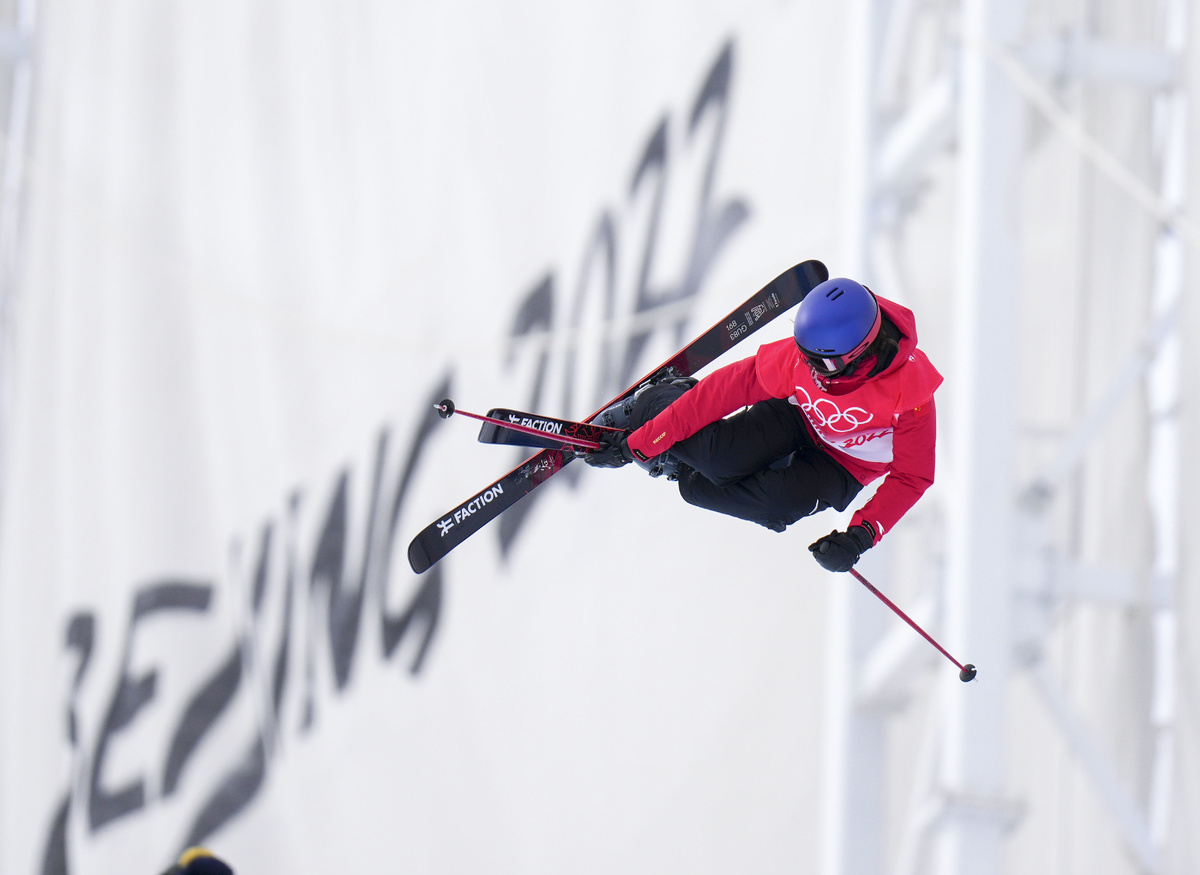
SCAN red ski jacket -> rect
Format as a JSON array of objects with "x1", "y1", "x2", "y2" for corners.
[{"x1": 628, "y1": 295, "x2": 943, "y2": 542}]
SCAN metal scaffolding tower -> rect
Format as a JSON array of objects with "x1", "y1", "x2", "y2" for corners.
[{"x1": 822, "y1": 0, "x2": 1191, "y2": 873}]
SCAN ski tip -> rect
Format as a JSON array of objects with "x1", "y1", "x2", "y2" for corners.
[
  {"x1": 407, "y1": 538, "x2": 434, "y2": 574},
  {"x1": 800, "y1": 259, "x2": 829, "y2": 287}
]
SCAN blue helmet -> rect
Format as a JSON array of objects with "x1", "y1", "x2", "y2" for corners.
[{"x1": 793, "y1": 278, "x2": 882, "y2": 376}]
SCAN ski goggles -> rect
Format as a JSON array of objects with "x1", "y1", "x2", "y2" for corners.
[{"x1": 796, "y1": 306, "x2": 883, "y2": 376}]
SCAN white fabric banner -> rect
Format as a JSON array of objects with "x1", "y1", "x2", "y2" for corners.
[{"x1": 1, "y1": 3, "x2": 852, "y2": 874}]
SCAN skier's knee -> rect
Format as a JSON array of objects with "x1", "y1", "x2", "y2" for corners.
[{"x1": 629, "y1": 378, "x2": 696, "y2": 429}]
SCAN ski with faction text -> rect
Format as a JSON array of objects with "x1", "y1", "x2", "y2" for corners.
[
  {"x1": 475, "y1": 408, "x2": 625, "y2": 451},
  {"x1": 406, "y1": 259, "x2": 829, "y2": 574}
]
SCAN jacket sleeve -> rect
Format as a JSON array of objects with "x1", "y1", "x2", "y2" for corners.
[
  {"x1": 850, "y1": 398, "x2": 937, "y2": 542},
  {"x1": 627, "y1": 355, "x2": 773, "y2": 459}
]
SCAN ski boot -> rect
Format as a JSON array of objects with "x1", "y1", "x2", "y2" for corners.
[{"x1": 595, "y1": 369, "x2": 697, "y2": 479}]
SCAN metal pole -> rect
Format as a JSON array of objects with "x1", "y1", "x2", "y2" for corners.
[
  {"x1": 937, "y1": 0, "x2": 1025, "y2": 872},
  {"x1": 1145, "y1": 0, "x2": 1187, "y2": 857}
]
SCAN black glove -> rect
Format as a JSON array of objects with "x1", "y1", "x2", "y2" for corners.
[
  {"x1": 584, "y1": 430, "x2": 636, "y2": 468},
  {"x1": 808, "y1": 524, "x2": 875, "y2": 572}
]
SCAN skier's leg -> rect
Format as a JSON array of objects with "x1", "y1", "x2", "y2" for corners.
[
  {"x1": 676, "y1": 447, "x2": 862, "y2": 532},
  {"x1": 668, "y1": 397, "x2": 810, "y2": 484}
]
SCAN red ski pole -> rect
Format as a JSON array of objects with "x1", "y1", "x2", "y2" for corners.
[
  {"x1": 848, "y1": 568, "x2": 977, "y2": 682},
  {"x1": 434, "y1": 399, "x2": 603, "y2": 451}
]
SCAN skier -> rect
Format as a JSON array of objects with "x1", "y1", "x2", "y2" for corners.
[{"x1": 584, "y1": 277, "x2": 942, "y2": 572}]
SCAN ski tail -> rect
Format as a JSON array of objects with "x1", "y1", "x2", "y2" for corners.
[
  {"x1": 407, "y1": 447, "x2": 573, "y2": 574},
  {"x1": 406, "y1": 259, "x2": 827, "y2": 573}
]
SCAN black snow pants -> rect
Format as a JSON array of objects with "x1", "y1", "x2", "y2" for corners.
[{"x1": 667, "y1": 397, "x2": 863, "y2": 532}]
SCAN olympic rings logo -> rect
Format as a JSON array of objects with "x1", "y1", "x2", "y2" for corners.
[{"x1": 795, "y1": 386, "x2": 874, "y2": 433}]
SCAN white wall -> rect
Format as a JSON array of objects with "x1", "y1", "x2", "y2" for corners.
[{"x1": 0, "y1": 3, "x2": 860, "y2": 873}]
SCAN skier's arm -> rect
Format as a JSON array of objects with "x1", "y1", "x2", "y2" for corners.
[
  {"x1": 849, "y1": 399, "x2": 937, "y2": 541},
  {"x1": 628, "y1": 356, "x2": 773, "y2": 458}
]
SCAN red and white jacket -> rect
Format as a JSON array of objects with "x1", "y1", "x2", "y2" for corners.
[{"x1": 627, "y1": 295, "x2": 943, "y2": 542}]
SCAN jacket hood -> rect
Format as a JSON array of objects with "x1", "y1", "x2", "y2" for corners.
[{"x1": 876, "y1": 295, "x2": 921, "y2": 377}]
